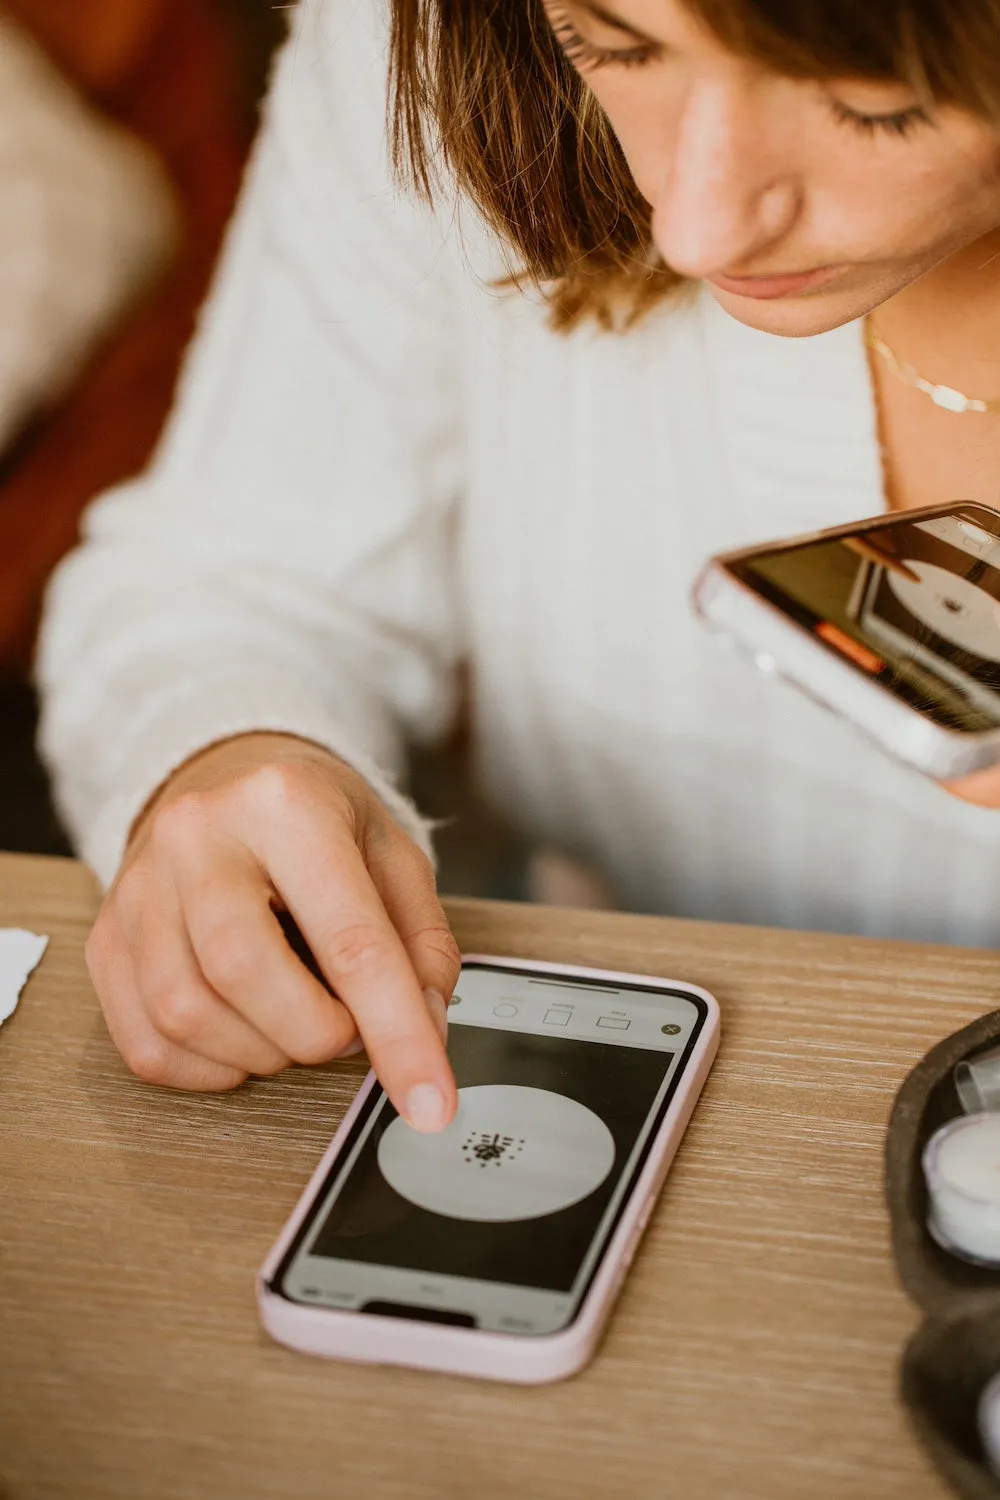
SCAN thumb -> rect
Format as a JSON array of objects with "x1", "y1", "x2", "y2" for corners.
[{"x1": 941, "y1": 765, "x2": 1000, "y2": 809}]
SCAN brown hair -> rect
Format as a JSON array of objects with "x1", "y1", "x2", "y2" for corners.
[{"x1": 389, "y1": 0, "x2": 1000, "y2": 329}]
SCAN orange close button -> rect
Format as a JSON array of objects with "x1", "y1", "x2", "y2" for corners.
[{"x1": 815, "y1": 621, "x2": 884, "y2": 675}]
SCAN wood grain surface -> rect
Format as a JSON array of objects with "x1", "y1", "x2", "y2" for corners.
[{"x1": 2, "y1": 850, "x2": 995, "y2": 1500}]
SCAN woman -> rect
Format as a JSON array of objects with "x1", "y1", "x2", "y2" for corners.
[{"x1": 37, "y1": 0, "x2": 1000, "y2": 1132}]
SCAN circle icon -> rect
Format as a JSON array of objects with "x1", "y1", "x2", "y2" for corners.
[
  {"x1": 493, "y1": 1003, "x2": 518, "y2": 1018},
  {"x1": 377, "y1": 1085, "x2": 616, "y2": 1223},
  {"x1": 660, "y1": 1023, "x2": 682, "y2": 1036},
  {"x1": 888, "y1": 560, "x2": 1000, "y2": 662}
]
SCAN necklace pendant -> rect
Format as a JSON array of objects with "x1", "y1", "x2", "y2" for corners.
[
  {"x1": 930, "y1": 382, "x2": 978, "y2": 414},
  {"x1": 866, "y1": 319, "x2": 998, "y2": 415}
]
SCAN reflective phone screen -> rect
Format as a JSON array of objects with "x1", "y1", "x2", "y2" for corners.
[{"x1": 734, "y1": 505, "x2": 1000, "y2": 733}]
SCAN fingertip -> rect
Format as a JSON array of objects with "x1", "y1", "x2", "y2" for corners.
[{"x1": 403, "y1": 1080, "x2": 455, "y2": 1133}]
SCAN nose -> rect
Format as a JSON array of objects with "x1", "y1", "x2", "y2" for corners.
[{"x1": 649, "y1": 78, "x2": 801, "y2": 281}]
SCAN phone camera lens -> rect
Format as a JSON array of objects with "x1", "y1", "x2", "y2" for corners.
[{"x1": 661, "y1": 1023, "x2": 681, "y2": 1036}]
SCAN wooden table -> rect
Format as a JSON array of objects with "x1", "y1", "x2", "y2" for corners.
[{"x1": 2, "y1": 851, "x2": 995, "y2": 1500}]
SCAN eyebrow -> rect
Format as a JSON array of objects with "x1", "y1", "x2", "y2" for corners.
[{"x1": 566, "y1": 0, "x2": 653, "y2": 40}]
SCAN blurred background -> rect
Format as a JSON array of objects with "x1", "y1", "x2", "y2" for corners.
[
  {"x1": 0, "y1": 0, "x2": 282, "y2": 852},
  {"x1": 0, "y1": 0, "x2": 545, "y2": 902}
]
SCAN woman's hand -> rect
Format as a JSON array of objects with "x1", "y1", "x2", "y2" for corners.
[
  {"x1": 942, "y1": 766, "x2": 1000, "y2": 809},
  {"x1": 85, "y1": 733, "x2": 460, "y2": 1131}
]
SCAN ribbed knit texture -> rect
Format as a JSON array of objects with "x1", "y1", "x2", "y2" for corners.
[{"x1": 38, "y1": 0, "x2": 1000, "y2": 946}]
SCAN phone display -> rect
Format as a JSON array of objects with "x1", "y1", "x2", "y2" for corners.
[
  {"x1": 730, "y1": 506, "x2": 1000, "y2": 733},
  {"x1": 267, "y1": 962, "x2": 713, "y2": 1341},
  {"x1": 694, "y1": 502, "x2": 1000, "y2": 778}
]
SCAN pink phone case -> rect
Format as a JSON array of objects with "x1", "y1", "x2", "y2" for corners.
[{"x1": 257, "y1": 955, "x2": 721, "y2": 1384}]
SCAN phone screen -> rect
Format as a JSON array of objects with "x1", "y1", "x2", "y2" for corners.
[
  {"x1": 731, "y1": 504, "x2": 1000, "y2": 733},
  {"x1": 272, "y1": 964, "x2": 708, "y2": 1336}
]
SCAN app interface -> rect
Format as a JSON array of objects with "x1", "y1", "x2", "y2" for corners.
[
  {"x1": 738, "y1": 509, "x2": 1000, "y2": 732},
  {"x1": 280, "y1": 969, "x2": 703, "y2": 1330}
]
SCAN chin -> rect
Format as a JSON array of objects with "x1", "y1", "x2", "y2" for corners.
[
  {"x1": 704, "y1": 280, "x2": 880, "y2": 338},
  {"x1": 701, "y1": 274, "x2": 911, "y2": 339}
]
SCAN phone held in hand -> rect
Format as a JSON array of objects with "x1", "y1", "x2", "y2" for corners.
[
  {"x1": 258, "y1": 956, "x2": 720, "y2": 1384},
  {"x1": 693, "y1": 500, "x2": 1000, "y2": 780}
]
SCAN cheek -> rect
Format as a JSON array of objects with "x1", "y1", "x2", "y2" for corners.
[
  {"x1": 581, "y1": 79, "x2": 675, "y2": 204},
  {"x1": 818, "y1": 142, "x2": 1000, "y2": 263},
  {"x1": 910, "y1": 181, "x2": 996, "y2": 259}
]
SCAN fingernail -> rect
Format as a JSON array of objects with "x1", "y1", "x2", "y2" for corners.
[
  {"x1": 339, "y1": 1035, "x2": 365, "y2": 1058},
  {"x1": 424, "y1": 987, "x2": 449, "y2": 1044},
  {"x1": 405, "y1": 1082, "x2": 450, "y2": 1133}
]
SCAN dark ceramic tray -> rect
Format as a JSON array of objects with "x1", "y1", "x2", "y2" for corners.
[{"x1": 887, "y1": 1010, "x2": 1000, "y2": 1498}]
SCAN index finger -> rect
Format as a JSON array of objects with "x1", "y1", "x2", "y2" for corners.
[{"x1": 261, "y1": 815, "x2": 457, "y2": 1133}]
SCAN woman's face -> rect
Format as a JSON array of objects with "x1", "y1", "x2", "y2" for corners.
[{"x1": 543, "y1": 0, "x2": 1000, "y2": 335}]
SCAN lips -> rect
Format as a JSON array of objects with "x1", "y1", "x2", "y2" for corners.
[{"x1": 707, "y1": 264, "x2": 843, "y2": 300}]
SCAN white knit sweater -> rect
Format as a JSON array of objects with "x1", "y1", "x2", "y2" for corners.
[{"x1": 37, "y1": 0, "x2": 1000, "y2": 947}]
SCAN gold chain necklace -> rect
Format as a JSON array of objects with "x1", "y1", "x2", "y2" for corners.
[{"x1": 865, "y1": 319, "x2": 1000, "y2": 415}]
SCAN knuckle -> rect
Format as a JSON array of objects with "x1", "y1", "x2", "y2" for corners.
[
  {"x1": 149, "y1": 792, "x2": 209, "y2": 855},
  {"x1": 243, "y1": 759, "x2": 360, "y2": 835},
  {"x1": 407, "y1": 840, "x2": 436, "y2": 877},
  {"x1": 109, "y1": 859, "x2": 154, "y2": 929},
  {"x1": 109, "y1": 876, "x2": 140, "y2": 929},
  {"x1": 197, "y1": 920, "x2": 256, "y2": 995},
  {"x1": 322, "y1": 922, "x2": 385, "y2": 978},
  {"x1": 405, "y1": 844, "x2": 438, "y2": 888},
  {"x1": 84, "y1": 910, "x2": 115, "y2": 977},
  {"x1": 289, "y1": 1024, "x2": 345, "y2": 1067},
  {"x1": 324, "y1": 756, "x2": 370, "y2": 806},
  {"x1": 369, "y1": 818, "x2": 428, "y2": 868},
  {"x1": 146, "y1": 982, "x2": 205, "y2": 1045},
  {"x1": 325, "y1": 783, "x2": 358, "y2": 830},
  {"x1": 252, "y1": 1051, "x2": 290, "y2": 1078},
  {"x1": 243, "y1": 762, "x2": 307, "y2": 817},
  {"x1": 204, "y1": 1066, "x2": 250, "y2": 1093},
  {"x1": 387, "y1": 838, "x2": 447, "y2": 912},
  {"x1": 123, "y1": 1032, "x2": 174, "y2": 1086},
  {"x1": 417, "y1": 926, "x2": 462, "y2": 983}
]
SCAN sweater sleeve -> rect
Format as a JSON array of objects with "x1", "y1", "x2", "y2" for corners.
[{"x1": 36, "y1": 0, "x2": 464, "y2": 886}]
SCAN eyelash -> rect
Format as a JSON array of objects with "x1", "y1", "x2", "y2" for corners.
[
  {"x1": 550, "y1": 15, "x2": 934, "y2": 139},
  {"x1": 550, "y1": 17, "x2": 655, "y2": 71},
  {"x1": 830, "y1": 99, "x2": 932, "y2": 139}
]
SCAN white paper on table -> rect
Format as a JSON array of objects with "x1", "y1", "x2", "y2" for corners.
[{"x1": 0, "y1": 928, "x2": 49, "y2": 1026}]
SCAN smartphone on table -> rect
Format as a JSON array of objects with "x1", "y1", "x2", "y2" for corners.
[
  {"x1": 258, "y1": 956, "x2": 720, "y2": 1384},
  {"x1": 694, "y1": 501, "x2": 1000, "y2": 779}
]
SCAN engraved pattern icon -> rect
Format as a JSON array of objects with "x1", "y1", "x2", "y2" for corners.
[
  {"x1": 463, "y1": 1131, "x2": 525, "y2": 1167},
  {"x1": 378, "y1": 1085, "x2": 616, "y2": 1222}
]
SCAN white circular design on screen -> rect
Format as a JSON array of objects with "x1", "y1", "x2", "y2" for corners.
[
  {"x1": 377, "y1": 1085, "x2": 616, "y2": 1223},
  {"x1": 888, "y1": 560, "x2": 1000, "y2": 662}
]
